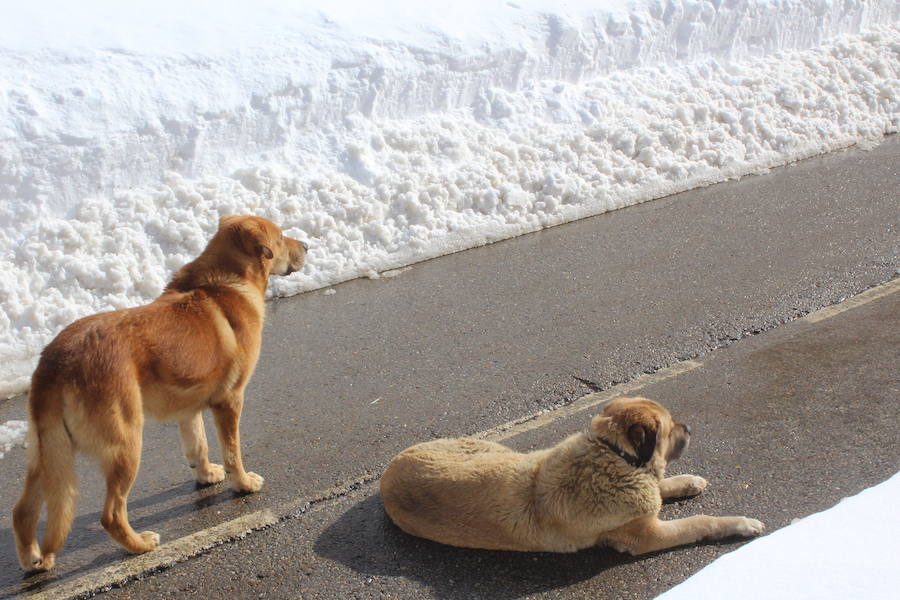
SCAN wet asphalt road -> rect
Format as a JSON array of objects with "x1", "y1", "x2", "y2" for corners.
[
  {"x1": 0, "y1": 135, "x2": 897, "y2": 598},
  {"x1": 98, "y1": 286, "x2": 900, "y2": 600}
]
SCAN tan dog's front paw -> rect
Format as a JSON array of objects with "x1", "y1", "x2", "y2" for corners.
[
  {"x1": 233, "y1": 471, "x2": 264, "y2": 493},
  {"x1": 734, "y1": 517, "x2": 765, "y2": 537},
  {"x1": 680, "y1": 475, "x2": 708, "y2": 496},
  {"x1": 196, "y1": 463, "x2": 226, "y2": 485},
  {"x1": 660, "y1": 474, "x2": 709, "y2": 499}
]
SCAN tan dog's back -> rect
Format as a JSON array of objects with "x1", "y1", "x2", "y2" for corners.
[{"x1": 381, "y1": 438, "x2": 538, "y2": 550}]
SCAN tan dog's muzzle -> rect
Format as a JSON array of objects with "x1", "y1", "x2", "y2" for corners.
[{"x1": 667, "y1": 423, "x2": 691, "y2": 462}]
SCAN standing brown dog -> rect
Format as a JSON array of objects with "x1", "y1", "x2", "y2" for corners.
[{"x1": 13, "y1": 215, "x2": 307, "y2": 572}]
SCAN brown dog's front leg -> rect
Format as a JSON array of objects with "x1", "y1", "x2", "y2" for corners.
[
  {"x1": 658, "y1": 475, "x2": 708, "y2": 499},
  {"x1": 604, "y1": 514, "x2": 764, "y2": 555},
  {"x1": 179, "y1": 413, "x2": 225, "y2": 485},
  {"x1": 211, "y1": 398, "x2": 264, "y2": 493}
]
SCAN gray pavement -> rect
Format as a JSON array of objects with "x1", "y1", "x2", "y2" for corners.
[
  {"x1": 0, "y1": 135, "x2": 897, "y2": 598},
  {"x1": 78, "y1": 271, "x2": 900, "y2": 600}
]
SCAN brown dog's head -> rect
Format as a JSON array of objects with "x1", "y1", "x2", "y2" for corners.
[
  {"x1": 218, "y1": 215, "x2": 308, "y2": 277},
  {"x1": 591, "y1": 396, "x2": 690, "y2": 466}
]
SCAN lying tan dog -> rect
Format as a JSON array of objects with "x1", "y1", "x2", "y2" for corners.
[
  {"x1": 13, "y1": 215, "x2": 307, "y2": 572},
  {"x1": 381, "y1": 396, "x2": 764, "y2": 554}
]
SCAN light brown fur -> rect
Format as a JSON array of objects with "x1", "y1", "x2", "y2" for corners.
[
  {"x1": 380, "y1": 396, "x2": 764, "y2": 554},
  {"x1": 12, "y1": 215, "x2": 307, "y2": 572}
]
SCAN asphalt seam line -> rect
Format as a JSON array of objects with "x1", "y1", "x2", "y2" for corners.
[
  {"x1": 22, "y1": 475, "x2": 384, "y2": 600},
  {"x1": 477, "y1": 360, "x2": 703, "y2": 443},
  {"x1": 800, "y1": 277, "x2": 899, "y2": 323},
  {"x1": 18, "y1": 277, "x2": 898, "y2": 600},
  {"x1": 33, "y1": 510, "x2": 280, "y2": 600}
]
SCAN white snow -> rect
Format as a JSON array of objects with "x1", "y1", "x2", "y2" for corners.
[
  {"x1": 0, "y1": 420, "x2": 28, "y2": 458},
  {"x1": 1, "y1": 1, "x2": 899, "y2": 398},
  {"x1": 654, "y1": 471, "x2": 900, "y2": 600}
]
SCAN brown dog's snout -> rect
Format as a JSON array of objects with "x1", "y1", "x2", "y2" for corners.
[{"x1": 284, "y1": 237, "x2": 308, "y2": 276}]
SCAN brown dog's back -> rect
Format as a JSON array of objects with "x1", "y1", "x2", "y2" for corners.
[{"x1": 13, "y1": 215, "x2": 308, "y2": 572}]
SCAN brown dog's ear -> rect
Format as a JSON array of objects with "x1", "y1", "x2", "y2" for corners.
[
  {"x1": 226, "y1": 219, "x2": 274, "y2": 260},
  {"x1": 627, "y1": 421, "x2": 658, "y2": 465}
]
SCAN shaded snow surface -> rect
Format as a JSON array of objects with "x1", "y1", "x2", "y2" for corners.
[{"x1": 1, "y1": 1, "x2": 899, "y2": 397}]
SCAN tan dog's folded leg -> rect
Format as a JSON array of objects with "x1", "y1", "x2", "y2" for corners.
[
  {"x1": 211, "y1": 396, "x2": 263, "y2": 493},
  {"x1": 659, "y1": 475, "x2": 708, "y2": 499},
  {"x1": 605, "y1": 514, "x2": 764, "y2": 555},
  {"x1": 179, "y1": 413, "x2": 225, "y2": 485}
]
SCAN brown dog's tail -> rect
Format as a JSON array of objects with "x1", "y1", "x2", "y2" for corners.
[{"x1": 12, "y1": 383, "x2": 77, "y2": 572}]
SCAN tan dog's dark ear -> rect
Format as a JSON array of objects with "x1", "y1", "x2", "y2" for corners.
[
  {"x1": 590, "y1": 414, "x2": 612, "y2": 434},
  {"x1": 627, "y1": 421, "x2": 658, "y2": 465}
]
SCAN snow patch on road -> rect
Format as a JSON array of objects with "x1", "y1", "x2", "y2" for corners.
[{"x1": 0, "y1": 420, "x2": 28, "y2": 458}]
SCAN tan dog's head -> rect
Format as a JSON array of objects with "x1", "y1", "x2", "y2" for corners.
[
  {"x1": 217, "y1": 215, "x2": 308, "y2": 277},
  {"x1": 591, "y1": 396, "x2": 690, "y2": 466}
]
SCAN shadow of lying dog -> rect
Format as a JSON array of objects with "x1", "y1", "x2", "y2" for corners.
[{"x1": 314, "y1": 493, "x2": 643, "y2": 600}]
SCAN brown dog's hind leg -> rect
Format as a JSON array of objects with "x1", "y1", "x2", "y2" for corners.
[
  {"x1": 99, "y1": 433, "x2": 160, "y2": 554},
  {"x1": 14, "y1": 415, "x2": 79, "y2": 572},
  {"x1": 179, "y1": 413, "x2": 225, "y2": 485},
  {"x1": 658, "y1": 475, "x2": 708, "y2": 499},
  {"x1": 13, "y1": 466, "x2": 45, "y2": 571},
  {"x1": 37, "y1": 431, "x2": 79, "y2": 571},
  {"x1": 604, "y1": 514, "x2": 764, "y2": 555},
  {"x1": 211, "y1": 396, "x2": 263, "y2": 493}
]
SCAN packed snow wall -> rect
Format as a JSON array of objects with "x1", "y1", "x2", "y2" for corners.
[{"x1": 1, "y1": 0, "x2": 898, "y2": 396}]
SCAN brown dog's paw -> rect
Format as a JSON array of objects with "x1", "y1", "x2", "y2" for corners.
[
  {"x1": 28, "y1": 552, "x2": 55, "y2": 573},
  {"x1": 17, "y1": 542, "x2": 43, "y2": 572},
  {"x1": 196, "y1": 463, "x2": 226, "y2": 485},
  {"x1": 734, "y1": 517, "x2": 765, "y2": 537},
  {"x1": 134, "y1": 531, "x2": 161, "y2": 553},
  {"x1": 233, "y1": 471, "x2": 264, "y2": 493}
]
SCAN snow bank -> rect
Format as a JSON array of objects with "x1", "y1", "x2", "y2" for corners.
[
  {"x1": 655, "y1": 471, "x2": 900, "y2": 600},
  {"x1": 0, "y1": 420, "x2": 28, "y2": 458},
  {"x1": 1, "y1": 1, "x2": 899, "y2": 398}
]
